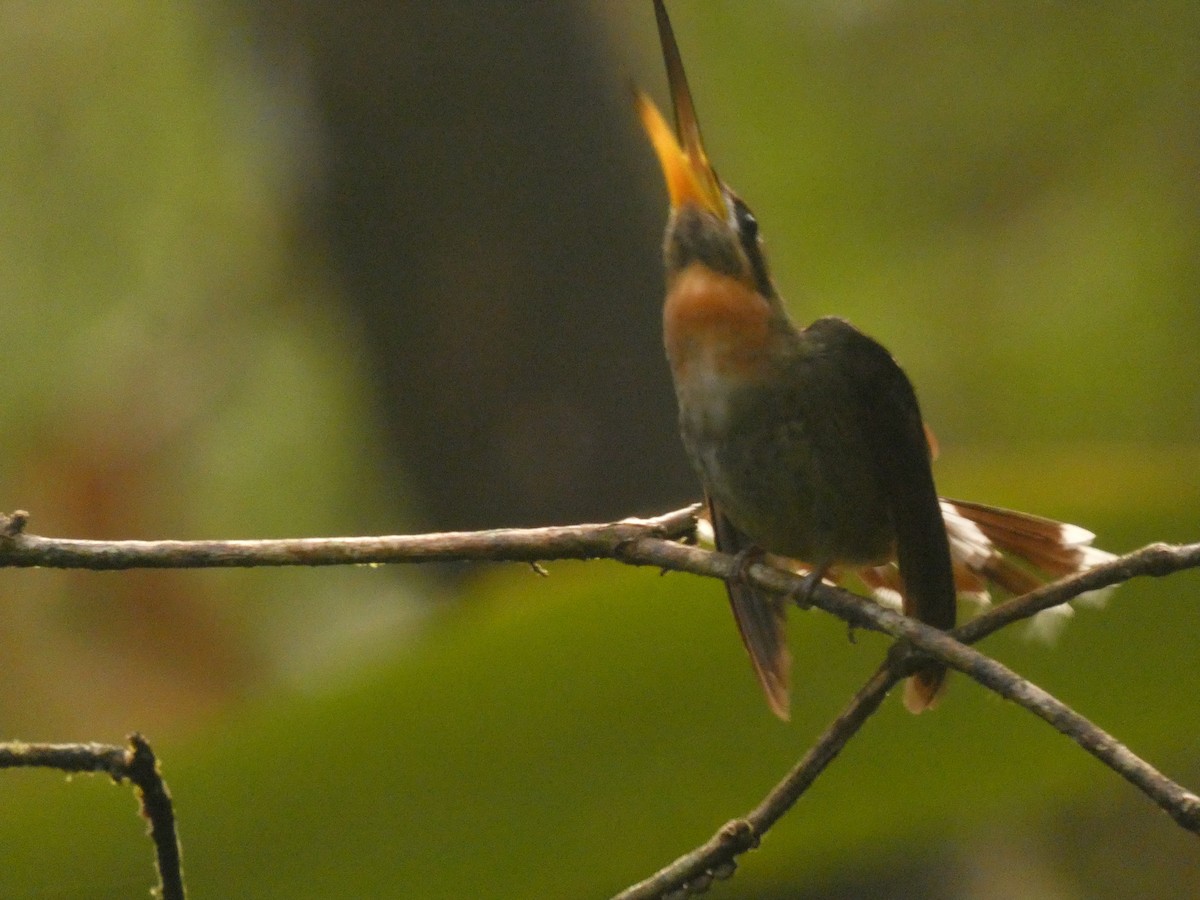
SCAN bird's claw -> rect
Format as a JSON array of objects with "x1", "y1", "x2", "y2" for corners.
[
  {"x1": 727, "y1": 545, "x2": 766, "y2": 585},
  {"x1": 789, "y1": 565, "x2": 829, "y2": 611}
]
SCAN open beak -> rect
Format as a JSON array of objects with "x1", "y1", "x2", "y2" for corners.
[{"x1": 635, "y1": 0, "x2": 724, "y2": 217}]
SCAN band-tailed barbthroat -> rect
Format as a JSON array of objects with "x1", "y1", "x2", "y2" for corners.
[{"x1": 636, "y1": 0, "x2": 1113, "y2": 719}]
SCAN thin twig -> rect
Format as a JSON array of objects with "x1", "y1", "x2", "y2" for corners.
[
  {"x1": 0, "y1": 733, "x2": 185, "y2": 900},
  {"x1": 614, "y1": 590, "x2": 1200, "y2": 899},
  {"x1": 612, "y1": 662, "x2": 901, "y2": 900},
  {"x1": 740, "y1": 565, "x2": 1200, "y2": 838},
  {"x1": 889, "y1": 621, "x2": 1200, "y2": 834},
  {"x1": 2, "y1": 506, "x2": 1196, "y2": 624},
  {"x1": 126, "y1": 734, "x2": 186, "y2": 900},
  {"x1": 957, "y1": 541, "x2": 1200, "y2": 644},
  {"x1": 606, "y1": 538, "x2": 1200, "y2": 897},
  {"x1": 0, "y1": 507, "x2": 700, "y2": 570},
  {"x1": 4, "y1": 507, "x2": 1199, "y2": 897}
]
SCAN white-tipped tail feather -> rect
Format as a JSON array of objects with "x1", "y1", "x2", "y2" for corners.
[
  {"x1": 697, "y1": 499, "x2": 1116, "y2": 636},
  {"x1": 694, "y1": 498, "x2": 1115, "y2": 715},
  {"x1": 862, "y1": 499, "x2": 1116, "y2": 641}
]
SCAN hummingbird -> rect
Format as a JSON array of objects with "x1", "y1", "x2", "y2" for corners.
[{"x1": 635, "y1": 0, "x2": 1112, "y2": 718}]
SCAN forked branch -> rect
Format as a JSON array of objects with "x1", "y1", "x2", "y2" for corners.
[
  {"x1": 0, "y1": 734, "x2": 184, "y2": 900},
  {"x1": 2, "y1": 507, "x2": 1198, "y2": 899}
]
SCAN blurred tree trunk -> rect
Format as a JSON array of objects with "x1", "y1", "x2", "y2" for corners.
[{"x1": 257, "y1": 1, "x2": 693, "y2": 530}]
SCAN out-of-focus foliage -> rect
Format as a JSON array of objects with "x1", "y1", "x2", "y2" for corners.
[
  {"x1": 0, "y1": 0, "x2": 418, "y2": 737},
  {"x1": 0, "y1": 1, "x2": 1197, "y2": 897},
  {"x1": 1, "y1": 561, "x2": 1198, "y2": 897}
]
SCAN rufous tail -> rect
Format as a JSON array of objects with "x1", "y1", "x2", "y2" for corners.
[{"x1": 903, "y1": 664, "x2": 947, "y2": 714}]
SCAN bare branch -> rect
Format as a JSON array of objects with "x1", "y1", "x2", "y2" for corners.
[
  {"x1": 957, "y1": 540, "x2": 1200, "y2": 644},
  {"x1": 3, "y1": 506, "x2": 1199, "y2": 897},
  {"x1": 614, "y1": 602, "x2": 1200, "y2": 899},
  {"x1": 892, "y1": 623, "x2": 1200, "y2": 833},
  {"x1": 738, "y1": 564, "x2": 1200, "y2": 838},
  {"x1": 603, "y1": 536, "x2": 1200, "y2": 896},
  {"x1": 0, "y1": 733, "x2": 185, "y2": 900},
  {"x1": 613, "y1": 663, "x2": 901, "y2": 900},
  {"x1": 2, "y1": 505, "x2": 1195, "y2": 629},
  {"x1": 0, "y1": 507, "x2": 700, "y2": 570}
]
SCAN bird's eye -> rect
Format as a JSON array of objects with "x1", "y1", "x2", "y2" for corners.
[{"x1": 730, "y1": 196, "x2": 772, "y2": 296}]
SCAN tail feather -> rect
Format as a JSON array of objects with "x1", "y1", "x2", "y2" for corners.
[
  {"x1": 726, "y1": 579, "x2": 791, "y2": 720},
  {"x1": 698, "y1": 496, "x2": 1114, "y2": 717},
  {"x1": 860, "y1": 499, "x2": 1115, "y2": 641},
  {"x1": 706, "y1": 498, "x2": 792, "y2": 720},
  {"x1": 903, "y1": 665, "x2": 947, "y2": 714},
  {"x1": 943, "y1": 498, "x2": 1112, "y2": 578}
]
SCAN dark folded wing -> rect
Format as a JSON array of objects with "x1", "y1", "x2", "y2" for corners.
[{"x1": 811, "y1": 317, "x2": 956, "y2": 711}]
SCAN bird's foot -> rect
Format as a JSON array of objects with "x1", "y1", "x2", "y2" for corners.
[
  {"x1": 726, "y1": 545, "x2": 766, "y2": 586},
  {"x1": 789, "y1": 564, "x2": 830, "y2": 611}
]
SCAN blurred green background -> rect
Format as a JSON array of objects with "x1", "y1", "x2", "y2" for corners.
[{"x1": 1, "y1": 1, "x2": 1198, "y2": 897}]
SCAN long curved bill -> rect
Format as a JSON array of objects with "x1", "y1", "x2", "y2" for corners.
[{"x1": 635, "y1": 0, "x2": 724, "y2": 216}]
